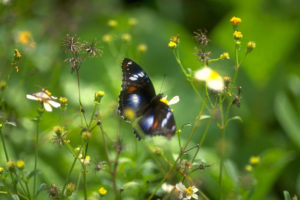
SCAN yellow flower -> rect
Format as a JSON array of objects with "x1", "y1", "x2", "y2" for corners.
[
  {"x1": 170, "y1": 34, "x2": 180, "y2": 43},
  {"x1": 59, "y1": 97, "x2": 68, "y2": 104},
  {"x1": 122, "y1": 34, "x2": 131, "y2": 42},
  {"x1": 108, "y1": 20, "x2": 117, "y2": 27},
  {"x1": 233, "y1": 31, "x2": 243, "y2": 39},
  {"x1": 66, "y1": 183, "x2": 75, "y2": 197},
  {"x1": 250, "y1": 156, "x2": 260, "y2": 165},
  {"x1": 0, "y1": 81, "x2": 7, "y2": 90},
  {"x1": 102, "y1": 34, "x2": 112, "y2": 43},
  {"x1": 230, "y1": 16, "x2": 242, "y2": 25},
  {"x1": 14, "y1": 49, "x2": 22, "y2": 60},
  {"x1": 245, "y1": 164, "x2": 252, "y2": 172},
  {"x1": 220, "y1": 52, "x2": 230, "y2": 60},
  {"x1": 17, "y1": 31, "x2": 35, "y2": 47},
  {"x1": 247, "y1": 41, "x2": 256, "y2": 53},
  {"x1": 124, "y1": 108, "x2": 136, "y2": 121},
  {"x1": 95, "y1": 91, "x2": 104, "y2": 103},
  {"x1": 0, "y1": 167, "x2": 4, "y2": 173},
  {"x1": 16, "y1": 160, "x2": 25, "y2": 169},
  {"x1": 128, "y1": 18, "x2": 138, "y2": 26},
  {"x1": 177, "y1": 129, "x2": 182, "y2": 134},
  {"x1": 6, "y1": 161, "x2": 15, "y2": 171},
  {"x1": 82, "y1": 131, "x2": 91, "y2": 141},
  {"x1": 168, "y1": 41, "x2": 177, "y2": 49},
  {"x1": 138, "y1": 44, "x2": 147, "y2": 52},
  {"x1": 81, "y1": 155, "x2": 91, "y2": 165},
  {"x1": 98, "y1": 187, "x2": 107, "y2": 195}
]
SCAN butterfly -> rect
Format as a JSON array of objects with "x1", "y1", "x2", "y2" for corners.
[{"x1": 118, "y1": 58, "x2": 178, "y2": 139}]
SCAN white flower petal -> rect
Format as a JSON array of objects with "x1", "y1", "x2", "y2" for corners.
[
  {"x1": 194, "y1": 67, "x2": 212, "y2": 81},
  {"x1": 51, "y1": 96, "x2": 58, "y2": 100},
  {"x1": 176, "y1": 182, "x2": 186, "y2": 192},
  {"x1": 162, "y1": 183, "x2": 174, "y2": 193},
  {"x1": 26, "y1": 94, "x2": 38, "y2": 101},
  {"x1": 43, "y1": 102, "x2": 53, "y2": 112},
  {"x1": 168, "y1": 96, "x2": 180, "y2": 105},
  {"x1": 49, "y1": 100, "x2": 61, "y2": 108},
  {"x1": 162, "y1": 95, "x2": 168, "y2": 100},
  {"x1": 207, "y1": 78, "x2": 224, "y2": 91},
  {"x1": 192, "y1": 186, "x2": 198, "y2": 193},
  {"x1": 192, "y1": 194, "x2": 198, "y2": 199}
]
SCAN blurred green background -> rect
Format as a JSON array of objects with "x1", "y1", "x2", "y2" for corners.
[{"x1": 0, "y1": 0, "x2": 300, "y2": 199}]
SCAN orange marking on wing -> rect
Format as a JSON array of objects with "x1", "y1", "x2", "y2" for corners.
[
  {"x1": 152, "y1": 120, "x2": 159, "y2": 130},
  {"x1": 127, "y1": 86, "x2": 137, "y2": 93}
]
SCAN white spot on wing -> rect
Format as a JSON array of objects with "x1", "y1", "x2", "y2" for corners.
[
  {"x1": 138, "y1": 72, "x2": 144, "y2": 77},
  {"x1": 129, "y1": 76, "x2": 137, "y2": 81},
  {"x1": 162, "y1": 118, "x2": 167, "y2": 127},
  {"x1": 128, "y1": 61, "x2": 132, "y2": 65}
]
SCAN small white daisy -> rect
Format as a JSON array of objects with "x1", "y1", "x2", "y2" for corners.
[
  {"x1": 194, "y1": 67, "x2": 224, "y2": 92},
  {"x1": 26, "y1": 88, "x2": 61, "y2": 112},
  {"x1": 175, "y1": 182, "x2": 199, "y2": 200}
]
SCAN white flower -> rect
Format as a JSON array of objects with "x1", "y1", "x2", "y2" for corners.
[
  {"x1": 160, "y1": 95, "x2": 180, "y2": 105},
  {"x1": 162, "y1": 183, "x2": 174, "y2": 193},
  {"x1": 194, "y1": 67, "x2": 224, "y2": 92},
  {"x1": 175, "y1": 182, "x2": 198, "y2": 200},
  {"x1": 80, "y1": 155, "x2": 90, "y2": 165},
  {"x1": 26, "y1": 88, "x2": 61, "y2": 112}
]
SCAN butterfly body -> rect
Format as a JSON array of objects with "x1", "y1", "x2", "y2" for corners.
[{"x1": 118, "y1": 58, "x2": 176, "y2": 138}]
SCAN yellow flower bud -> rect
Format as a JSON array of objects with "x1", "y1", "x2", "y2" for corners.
[
  {"x1": 245, "y1": 164, "x2": 252, "y2": 172},
  {"x1": 82, "y1": 131, "x2": 91, "y2": 141},
  {"x1": 66, "y1": 183, "x2": 75, "y2": 197},
  {"x1": 0, "y1": 167, "x2": 4, "y2": 173},
  {"x1": 122, "y1": 34, "x2": 131, "y2": 42},
  {"x1": 250, "y1": 156, "x2": 260, "y2": 165},
  {"x1": 128, "y1": 18, "x2": 138, "y2": 26},
  {"x1": 108, "y1": 20, "x2": 117, "y2": 27},
  {"x1": 233, "y1": 31, "x2": 243, "y2": 39},
  {"x1": 94, "y1": 91, "x2": 104, "y2": 103},
  {"x1": 98, "y1": 187, "x2": 107, "y2": 195},
  {"x1": 247, "y1": 41, "x2": 256, "y2": 53},
  {"x1": 16, "y1": 160, "x2": 25, "y2": 169},
  {"x1": 14, "y1": 49, "x2": 22, "y2": 60},
  {"x1": 138, "y1": 44, "x2": 147, "y2": 52},
  {"x1": 102, "y1": 34, "x2": 112, "y2": 43},
  {"x1": 220, "y1": 52, "x2": 230, "y2": 60},
  {"x1": 230, "y1": 16, "x2": 242, "y2": 25},
  {"x1": 6, "y1": 161, "x2": 15, "y2": 171},
  {"x1": 168, "y1": 41, "x2": 177, "y2": 49}
]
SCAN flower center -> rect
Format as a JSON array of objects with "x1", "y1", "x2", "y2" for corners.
[{"x1": 185, "y1": 186, "x2": 193, "y2": 196}]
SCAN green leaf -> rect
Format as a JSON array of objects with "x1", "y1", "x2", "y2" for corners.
[
  {"x1": 4, "y1": 121, "x2": 16, "y2": 127},
  {"x1": 275, "y1": 92, "x2": 300, "y2": 150},
  {"x1": 199, "y1": 115, "x2": 211, "y2": 120},
  {"x1": 123, "y1": 181, "x2": 140, "y2": 189},
  {"x1": 27, "y1": 170, "x2": 40, "y2": 180},
  {"x1": 226, "y1": 116, "x2": 243, "y2": 126},
  {"x1": 10, "y1": 194, "x2": 20, "y2": 200},
  {"x1": 283, "y1": 191, "x2": 291, "y2": 200}
]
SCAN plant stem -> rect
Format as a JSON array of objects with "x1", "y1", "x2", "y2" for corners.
[
  {"x1": 0, "y1": 127, "x2": 9, "y2": 161},
  {"x1": 33, "y1": 111, "x2": 42, "y2": 196},
  {"x1": 218, "y1": 128, "x2": 225, "y2": 200}
]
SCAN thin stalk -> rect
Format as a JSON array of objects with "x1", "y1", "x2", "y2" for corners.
[
  {"x1": 82, "y1": 164, "x2": 87, "y2": 200},
  {"x1": 88, "y1": 104, "x2": 98, "y2": 128},
  {"x1": 33, "y1": 111, "x2": 42, "y2": 196},
  {"x1": 218, "y1": 129, "x2": 225, "y2": 200},
  {"x1": 0, "y1": 127, "x2": 9, "y2": 161}
]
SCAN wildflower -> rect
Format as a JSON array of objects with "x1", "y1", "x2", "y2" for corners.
[
  {"x1": 98, "y1": 187, "x2": 107, "y2": 195},
  {"x1": 152, "y1": 147, "x2": 162, "y2": 155},
  {"x1": 83, "y1": 40, "x2": 102, "y2": 57},
  {"x1": 59, "y1": 97, "x2": 68, "y2": 110},
  {"x1": 160, "y1": 96, "x2": 180, "y2": 106},
  {"x1": 48, "y1": 184, "x2": 59, "y2": 199},
  {"x1": 26, "y1": 89, "x2": 61, "y2": 112},
  {"x1": 128, "y1": 18, "x2": 138, "y2": 26},
  {"x1": 233, "y1": 31, "x2": 243, "y2": 39},
  {"x1": 108, "y1": 19, "x2": 118, "y2": 27},
  {"x1": 219, "y1": 52, "x2": 230, "y2": 60},
  {"x1": 94, "y1": 91, "x2": 104, "y2": 103},
  {"x1": 53, "y1": 126, "x2": 63, "y2": 136},
  {"x1": 168, "y1": 41, "x2": 177, "y2": 49},
  {"x1": 250, "y1": 156, "x2": 260, "y2": 165},
  {"x1": 123, "y1": 108, "x2": 136, "y2": 121},
  {"x1": 102, "y1": 34, "x2": 112, "y2": 43},
  {"x1": 0, "y1": 81, "x2": 6, "y2": 90},
  {"x1": 82, "y1": 131, "x2": 91, "y2": 141},
  {"x1": 16, "y1": 160, "x2": 25, "y2": 169},
  {"x1": 176, "y1": 182, "x2": 198, "y2": 200},
  {"x1": 245, "y1": 164, "x2": 252, "y2": 172},
  {"x1": 194, "y1": 30, "x2": 209, "y2": 47},
  {"x1": 223, "y1": 76, "x2": 231, "y2": 87},
  {"x1": 230, "y1": 16, "x2": 242, "y2": 25},
  {"x1": 138, "y1": 44, "x2": 147, "y2": 52},
  {"x1": 0, "y1": 167, "x2": 4, "y2": 174},
  {"x1": 74, "y1": 147, "x2": 81, "y2": 155},
  {"x1": 162, "y1": 183, "x2": 174, "y2": 193},
  {"x1": 247, "y1": 41, "x2": 256, "y2": 53},
  {"x1": 177, "y1": 129, "x2": 182, "y2": 134},
  {"x1": 63, "y1": 34, "x2": 80, "y2": 53},
  {"x1": 194, "y1": 67, "x2": 224, "y2": 92},
  {"x1": 81, "y1": 155, "x2": 91, "y2": 165},
  {"x1": 122, "y1": 33, "x2": 131, "y2": 42},
  {"x1": 17, "y1": 31, "x2": 35, "y2": 47},
  {"x1": 14, "y1": 49, "x2": 22, "y2": 60},
  {"x1": 66, "y1": 183, "x2": 75, "y2": 197},
  {"x1": 170, "y1": 34, "x2": 180, "y2": 43},
  {"x1": 6, "y1": 161, "x2": 15, "y2": 171}
]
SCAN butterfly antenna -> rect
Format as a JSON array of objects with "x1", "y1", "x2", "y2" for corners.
[{"x1": 159, "y1": 74, "x2": 166, "y2": 94}]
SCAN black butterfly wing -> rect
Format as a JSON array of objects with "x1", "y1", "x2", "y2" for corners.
[
  {"x1": 135, "y1": 100, "x2": 177, "y2": 139},
  {"x1": 118, "y1": 58, "x2": 156, "y2": 120}
]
